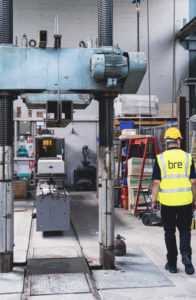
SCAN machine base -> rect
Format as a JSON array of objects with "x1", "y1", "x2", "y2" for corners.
[
  {"x1": 99, "y1": 244, "x2": 115, "y2": 270},
  {"x1": 0, "y1": 252, "x2": 13, "y2": 273}
]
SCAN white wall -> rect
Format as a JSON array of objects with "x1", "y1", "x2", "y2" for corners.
[
  {"x1": 53, "y1": 120, "x2": 98, "y2": 184},
  {"x1": 13, "y1": 0, "x2": 98, "y2": 48},
  {"x1": 53, "y1": 99, "x2": 99, "y2": 184}
]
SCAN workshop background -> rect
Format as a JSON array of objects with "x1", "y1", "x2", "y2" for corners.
[
  {"x1": 2, "y1": 0, "x2": 196, "y2": 298},
  {"x1": 13, "y1": 0, "x2": 189, "y2": 185}
]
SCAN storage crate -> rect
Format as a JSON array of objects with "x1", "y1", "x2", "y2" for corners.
[
  {"x1": 128, "y1": 187, "x2": 148, "y2": 209},
  {"x1": 119, "y1": 121, "x2": 134, "y2": 130},
  {"x1": 18, "y1": 173, "x2": 30, "y2": 188},
  {"x1": 128, "y1": 158, "x2": 154, "y2": 177},
  {"x1": 14, "y1": 180, "x2": 28, "y2": 199},
  {"x1": 114, "y1": 95, "x2": 158, "y2": 117},
  {"x1": 157, "y1": 103, "x2": 177, "y2": 118},
  {"x1": 121, "y1": 129, "x2": 137, "y2": 136}
]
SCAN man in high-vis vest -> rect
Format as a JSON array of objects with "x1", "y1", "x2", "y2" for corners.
[{"x1": 152, "y1": 127, "x2": 196, "y2": 275}]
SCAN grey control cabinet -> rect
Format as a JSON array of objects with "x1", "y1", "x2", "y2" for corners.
[{"x1": 36, "y1": 187, "x2": 70, "y2": 232}]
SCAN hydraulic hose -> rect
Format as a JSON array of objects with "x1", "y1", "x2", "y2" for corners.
[
  {"x1": 0, "y1": 95, "x2": 13, "y2": 146},
  {"x1": 0, "y1": 0, "x2": 13, "y2": 44},
  {"x1": 99, "y1": 97, "x2": 114, "y2": 147}
]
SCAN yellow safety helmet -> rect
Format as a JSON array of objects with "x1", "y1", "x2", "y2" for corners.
[{"x1": 164, "y1": 127, "x2": 182, "y2": 140}]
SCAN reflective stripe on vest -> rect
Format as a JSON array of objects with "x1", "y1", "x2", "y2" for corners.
[
  {"x1": 159, "y1": 153, "x2": 166, "y2": 178},
  {"x1": 162, "y1": 174, "x2": 188, "y2": 179},
  {"x1": 185, "y1": 152, "x2": 190, "y2": 174},
  {"x1": 160, "y1": 187, "x2": 192, "y2": 193}
]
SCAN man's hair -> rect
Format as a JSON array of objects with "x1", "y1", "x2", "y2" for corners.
[{"x1": 165, "y1": 139, "x2": 179, "y2": 147}]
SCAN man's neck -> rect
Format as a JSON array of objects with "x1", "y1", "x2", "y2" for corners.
[{"x1": 167, "y1": 145, "x2": 180, "y2": 149}]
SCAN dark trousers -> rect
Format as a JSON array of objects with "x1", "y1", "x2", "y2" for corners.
[{"x1": 161, "y1": 204, "x2": 193, "y2": 268}]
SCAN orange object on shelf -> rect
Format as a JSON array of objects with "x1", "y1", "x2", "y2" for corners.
[
  {"x1": 121, "y1": 185, "x2": 128, "y2": 210},
  {"x1": 121, "y1": 195, "x2": 128, "y2": 210}
]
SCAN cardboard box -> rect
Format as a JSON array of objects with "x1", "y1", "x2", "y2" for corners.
[
  {"x1": 14, "y1": 180, "x2": 27, "y2": 199},
  {"x1": 157, "y1": 103, "x2": 177, "y2": 118},
  {"x1": 114, "y1": 95, "x2": 158, "y2": 117},
  {"x1": 128, "y1": 158, "x2": 154, "y2": 177},
  {"x1": 121, "y1": 129, "x2": 137, "y2": 136},
  {"x1": 128, "y1": 187, "x2": 148, "y2": 209},
  {"x1": 127, "y1": 176, "x2": 152, "y2": 189}
]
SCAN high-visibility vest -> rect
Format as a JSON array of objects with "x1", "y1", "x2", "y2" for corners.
[{"x1": 157, "y1": 149, "x2": 193, "y2": 206}]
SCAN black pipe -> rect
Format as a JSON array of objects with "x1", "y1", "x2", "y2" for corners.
[
  {"x1": 0, "y1": 95, "x2": 13, "y2": 146},
  {"x1": 98, "y1": 0, "x2": 102, "y2": 47},
  {"x1": 177, "y1": 96, "x2": 186, "y2": 151},
  {"x1": 97, "y1": 0, "x2": 114, "y2": 147},
  {"x1": 99, "y1": 97, "x2": 114, "y2": 147},
  {"x1": 0, "y1": 0, "x2": 13, "y2": 44},
  {"x1": 0, "y1": 0, "x2": 14, "y2": 143},
  {"x1": 98, "y1": 0, "x2": 113, "y2": 47},
  {"x1": 137, "y1": 10, "x2": 140, "y2": 52}
]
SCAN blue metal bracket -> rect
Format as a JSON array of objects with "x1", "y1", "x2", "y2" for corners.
[
  {"x1": 180, "y1": 39, "x2": 196, "y2": 50},
  {"x1": 176, "y1": 15, "x2": 196, "y2": 50},
  {"x1": 21, "y1": 93, "x2": 92, "y2": 108}
]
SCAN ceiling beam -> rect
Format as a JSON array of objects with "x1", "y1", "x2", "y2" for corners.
[{"x1": 176, "y1": 16, "x2": 196, "y2": 40}]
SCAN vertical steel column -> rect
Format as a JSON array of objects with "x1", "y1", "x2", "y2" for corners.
[
  {"x1": 189, "y1": 0, "x2": 196, "y2": 115},
  {"x1": 0, "y1": 0, "x2": 14, "y2": 273},
  {"x1": 97, "y1": 0, "x2": 115, "y2": 269},
  {"x1": 0, "y1": 95, "x2": 14, "y2": 273},
  {"x1": 98, "y1": 97, "x2": 115, "y2": 269},
  {"x1": 178, "y1": 96, "x2": 187, "y2": 151}
]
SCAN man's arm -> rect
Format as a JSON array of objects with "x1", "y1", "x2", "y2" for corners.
[
  {"x1": 190, "y1": 179, "x2": 196, "y2": 210},
  {"x1": 152, "y1": 179, "x2": 160, "y2": 210}
]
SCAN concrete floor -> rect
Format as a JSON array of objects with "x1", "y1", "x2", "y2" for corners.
[{"x1": 0, "y1": 191, "x2": 196, "y2": 299}]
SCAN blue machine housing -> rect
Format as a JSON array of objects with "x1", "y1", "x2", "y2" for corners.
[{"x1": 0, "y1": 45, "x2": 147, "y2": 99}]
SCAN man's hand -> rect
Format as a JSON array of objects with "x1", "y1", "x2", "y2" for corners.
[
  {"x1": 193, "y1": 200, "x2": 196, "y2": 211},
  {"x1": 190, "y1": 179, "x2": 196, "y2": 211},
  {"x1": 152, "y1": 180, "x2": 160, "y2": 211},
  {"x1": 152, "y1": 201, "x2": 160, "y2": 211}
]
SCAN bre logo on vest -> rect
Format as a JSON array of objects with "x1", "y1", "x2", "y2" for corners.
[{"x1": 168, "y1": 160, "x2": 182, "y2": 169}]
